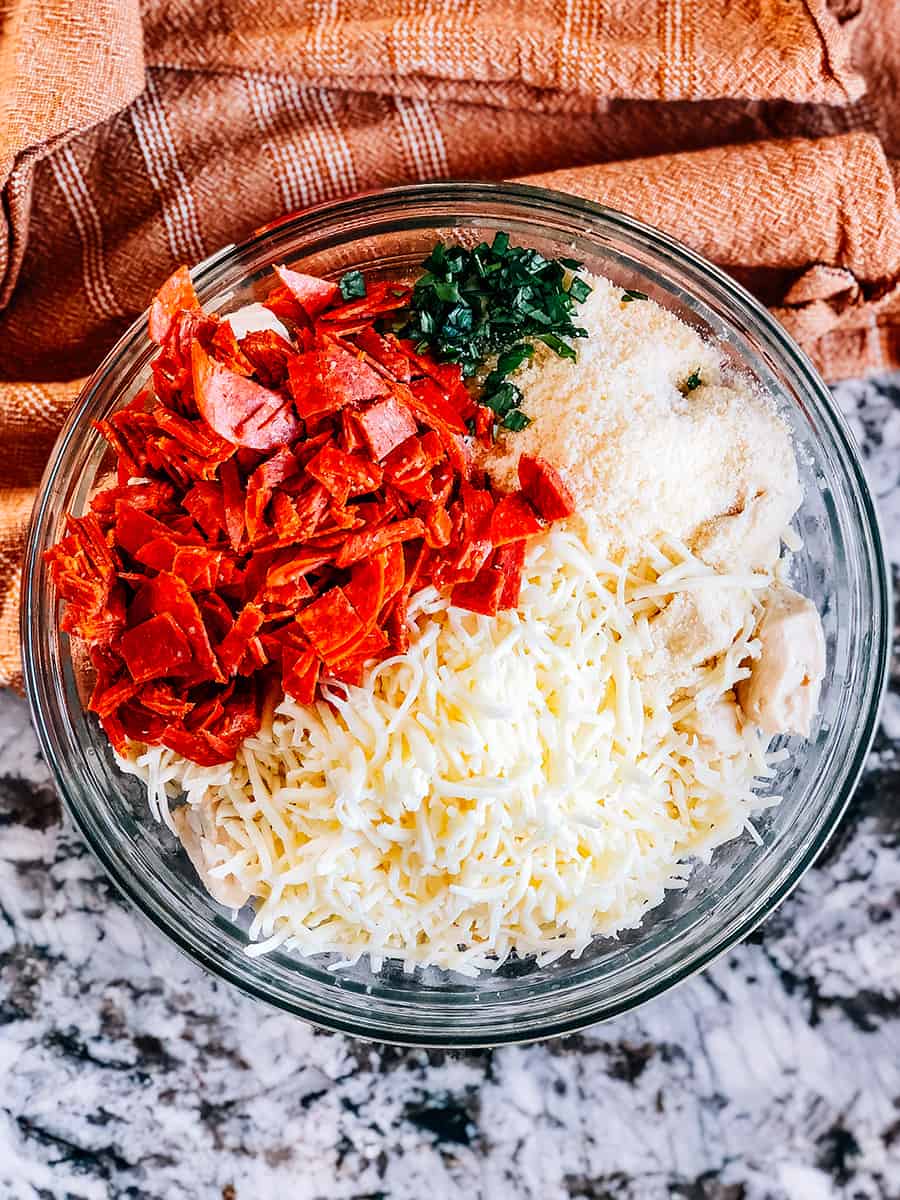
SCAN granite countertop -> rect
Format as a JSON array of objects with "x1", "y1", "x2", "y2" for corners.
[{"x1": 2, "y1": 375, "x2": 898, "y2": 1200}]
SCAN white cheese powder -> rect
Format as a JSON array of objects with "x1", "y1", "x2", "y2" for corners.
[{"x1": 477, "y1": 275, "x2": 802, "y2": 573}]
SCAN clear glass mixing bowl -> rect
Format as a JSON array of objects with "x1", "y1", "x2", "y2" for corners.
[{"x1": 22, "y1": 183, "x2": 890, "y2": 1046}]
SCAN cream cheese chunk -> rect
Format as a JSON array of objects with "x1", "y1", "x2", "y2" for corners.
[
  {"x1": 172, "y1": 802, "x2": 252, "y2": 908},
  {"x1": 692, "y1": 486, "x2": 802, "y2": 573},
  {"x1": 225, "y1": 302, "x2": 291, "y2": 342},
  {"x1": 641, "y1": 588, "x2": 747, "y2": 697},
  {"x1": 737, "y1": 584, "x2": 826, "y2": 737},
  {"x1": 679, "y1": 696, "x2": 745, "y2": 756}
]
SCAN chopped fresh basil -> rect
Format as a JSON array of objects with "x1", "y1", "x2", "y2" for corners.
[
  {"x1": 501, "y1": 409, "x2": 531, "y2": 431},
  {"x1": 338, "y1": 270, "x2": 367, "y2": 300},
  {"x1": 681, "y1": 370, "x2": 702, "y2": 394},
  {"x1": 495, "y1": 343, "x2": 535, "y2": 376},
  {"x1": 482, "y1": 381, "x2": 522, "y2": 417},
  {"x1": 621, "y1": 288, "x2": 649, "y2": 303},
  {"x1": 483, "y1": 344, "x2": 534, "y2": 393},
  {"x1": 433, "y1": 280, "x2": 462, "y2": 304},
  {"x1": 567, "y1": 276, "x2": 592, "y2": 303},
  {"x1": 393, "y1": 234, "x2": 592, "y2": 432},
  {"x1": 537, "y1": 332, "x2": 577, "y2": 360}
]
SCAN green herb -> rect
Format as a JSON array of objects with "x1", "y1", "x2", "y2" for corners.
[
  {"x1": 680, "y1": 370, "x2": 702, "y2": 394},
  {"x1": 558, "y1": 256, "x2": 584, "y2": 271},
  {"x1": 501, "y1": 410, "x2": 531, "y2": 431},
  {"x1": 338, "y1": 270, "x2": 367, "y2": 300},
  {"x1": 483, "y1": 343, "x2": 534, "y2": 392},
  {"x1": 537, "y1": 332, "x2": 577, "y2": 360},
  {"x1": 482, "y1": 381, "x2": 523, "y2": 417},
  {"x1": 621, "y1": 288, "x2": 649, "y2": 303},
  {"x1": 393, "y1": 234, "x2": 593, "y2": 432},
  {"x1": 433, "y1": 280, "x2": 462, "y2": 304},
  {"x1": 568, "y1": 276, "x2": 592, "y2": 303}
]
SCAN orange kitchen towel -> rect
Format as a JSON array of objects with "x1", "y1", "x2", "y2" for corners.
[{"x1": 1, "y1": 0, "x2": 898, "y2": 688}]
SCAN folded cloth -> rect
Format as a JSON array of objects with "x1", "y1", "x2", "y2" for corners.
[{"x1": 0, "y1": 0, "x2": 897, "y2": 688}]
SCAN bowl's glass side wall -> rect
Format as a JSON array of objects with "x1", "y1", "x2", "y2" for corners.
[{"x1": 23, "y1": 185, "x2": 889, "y2": 1045}]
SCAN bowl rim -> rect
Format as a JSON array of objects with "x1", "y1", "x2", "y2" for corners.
[{"x1": 22, "y1": 180, "x2": 892, "y2": 1046}]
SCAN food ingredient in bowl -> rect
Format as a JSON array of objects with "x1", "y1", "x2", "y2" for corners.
[
  {"x1": 737, "y1": 584, "x2": 826, "y2": 735},
  {"x1": 476, "y1": 276, "x2": 803, "y2": 570},
  {"x1": 224, "y1": 302, "x2": 290, "y2": 342},
  {"x1": 44, "y1": 260, "x2": 579, "y2": 767},
  {"x1": 51, "y1": 240, "x2": 828, "y2": 975},
  {"x1": 121, "y1": 519, "x2": 777, "y2": 975},
  {"x1": 171, "y1": 801, "x2": 251, "y2": 908}
]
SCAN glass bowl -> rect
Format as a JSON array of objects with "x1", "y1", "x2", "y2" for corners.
[{"x1": 22, "y1": 183, "x2": 890, "y2": 1046}]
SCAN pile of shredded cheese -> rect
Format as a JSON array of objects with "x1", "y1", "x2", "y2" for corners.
[{"x1": 120, "y1": 517, "x2": 783, "y2": 975}]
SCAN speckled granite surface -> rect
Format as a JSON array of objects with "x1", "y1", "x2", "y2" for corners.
[{"x1": 1, "y1": 375, "x2": 898, "y2": 1200}]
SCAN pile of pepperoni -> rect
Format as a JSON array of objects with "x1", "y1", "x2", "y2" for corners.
[{"x1": 45, "y1": 264, "x2": 575, "y2": 765}]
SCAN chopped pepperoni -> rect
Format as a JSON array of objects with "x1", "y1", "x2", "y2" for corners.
[
  {"x1": 148, "y1": 266, "x2": 200, "y2": 345},
  {"x1": 296, "y1": 587, "x2": 365, "y2": 664},
  {"x1": 517, "y1": 454, "x2": 576, "y2": 521},
  {"x1": 44, "y1": 261, "x2": 575, "y2": 765},
  {"x1": 120, "y1": 613, "x2": 194, "y2": 684},
  {"x1": 192, "y1": 341, "x2": 300, "y2": 451},
  {"x1": 273, "y1": 265, "x2": 339, "y2": 319},
  {"x1": 356, "y1": 395, "x2": 418, "y2": 460},
  {"x1": 288, "y1": 343, "x2": 388, "y2": 421},
  {"x1": 305, "y1": 443, "x2": 383, "y2": 504},
  {"x1": 490, "y1": 492, "x2": 544, "y2": 544},
  {"x1": 451, "y1": 567, "x2": 505, "y2": 617}
]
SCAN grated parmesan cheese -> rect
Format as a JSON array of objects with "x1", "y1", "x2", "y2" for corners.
[
  {"x1": 475, "y1": 275, "x2": 802, "y2": 572},
  {"x1": 119, "y1": 518, "x2": 778, "y2": 976}
]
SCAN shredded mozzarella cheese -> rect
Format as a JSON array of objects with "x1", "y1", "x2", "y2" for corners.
[{"x1": 119, "y1": 517, "x2": 777, "y2": 976}]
